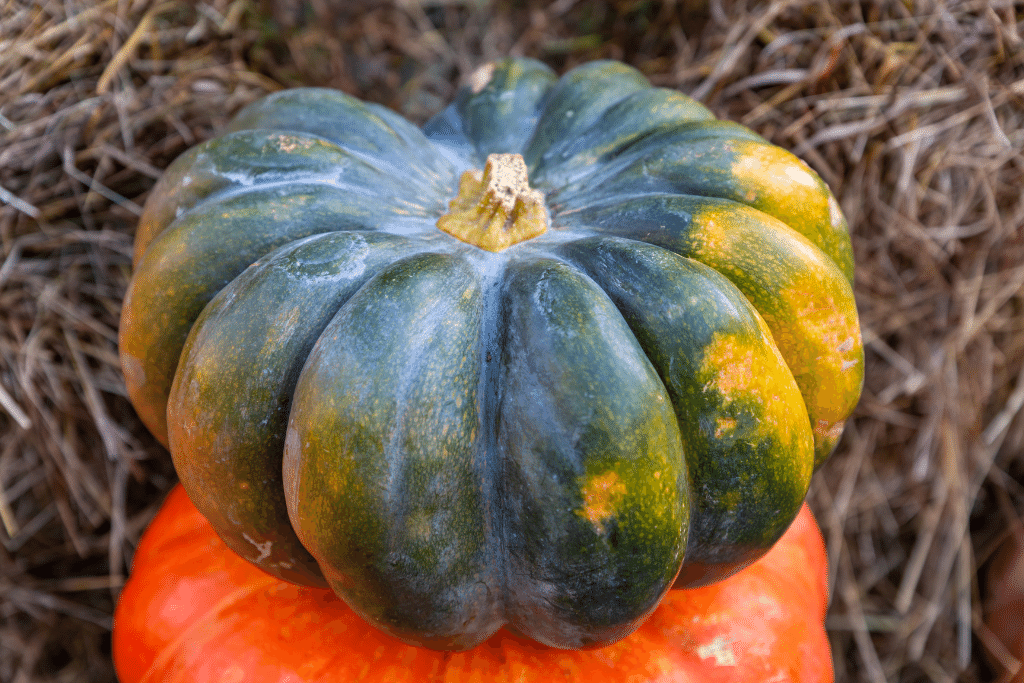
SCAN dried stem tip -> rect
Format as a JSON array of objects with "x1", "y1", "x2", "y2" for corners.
[{"x1": 437, "y1": 153, "x2": 548, "y2": 252}]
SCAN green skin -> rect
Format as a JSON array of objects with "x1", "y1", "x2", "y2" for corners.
[
  {"x1": 120, "y1": 57, "x2": 862, "y2": 651},
  {"x1": 169, "y1": 231, "x2": 427, "y2": 587},
  {"x1": 559, "y1": 195, "x2": 863, "y2": 466}
]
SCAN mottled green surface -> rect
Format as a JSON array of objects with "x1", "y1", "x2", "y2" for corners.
[
  {"x1": 121, "y1": 57, "x2": 861, "y2": 650},
  {"x1": 428, "y1": 57, "x2": 556, "y2": 159},
  {"x1": 283, "y1": 253, "x2": 498, "y2": 650},
  {"x1": 557, "y1": 237, "x2": 812, "y2": 585},
  {"x1": 169, "y1": 231, "x2": 423, "y2": 586},
  {"x1": 560, "y1": 194, "x2": 863, "y2": 465},
  {"x1": 489, "y1": 258, "x2": 687, "y2": 646}
]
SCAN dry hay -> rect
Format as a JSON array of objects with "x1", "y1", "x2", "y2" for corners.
[{"x1": 0, "y1": 1, "x2": 1021, "y2": 681}]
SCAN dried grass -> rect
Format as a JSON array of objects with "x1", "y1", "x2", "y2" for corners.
[{"x1": 1, "y1": 1, "x2": 1021, "y2": 681}]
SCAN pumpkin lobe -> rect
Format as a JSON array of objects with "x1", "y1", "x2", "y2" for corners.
[{"x1": 437, "y1": 153, "x2": 548, "y2": 251}]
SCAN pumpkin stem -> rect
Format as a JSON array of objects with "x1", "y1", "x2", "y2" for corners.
[{"x1": 437, "y1": 153, "x2": 548, "y2": 252}]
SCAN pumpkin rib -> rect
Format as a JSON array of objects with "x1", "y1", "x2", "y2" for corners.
[
  {"x1": 549, "y1": 126, "x2": 853, "y2": 282},
  {"x1": 553, "y1": 236, "x2": 814, "y2": 586},
  {"x1": 133, "y1": 121, "x2": 453, "y2": 265},
  {"x1": 170, "y1": 178, "x2": 432, "y2": 223},
  {"x1": 168, "y1": 230, "x2": 426, "y2": 586},
  {"x1": 493, "y1": 256, "x2": 688, "y2": 648},
  {"x1": 131, "y1": 143, "x2": 206, "y2": 265},
  {"x1": 455, "y1": 57, "x2": 557, "y2": 162},
  {"x1": 202, "y1": 132, "x2": 453, "y2": 210},
  {"x1": 529, "y1": 87, "x2": 715, "y2": 189},
  {"x1": 146, "y1": 130, "x2": 443, "y2": 231},
  {"x1": 522, "y1": 61, "x2": 653, "y2": 171},
  {"x1": 225, "y1": 87, "x2": 457, "y2": 189},
  {"x1": 545, "y1": 120, "x2": 768, "y2": 204},
  {"x1": 227, "y1": 87, "x2": 411, "y2": 139},
  {"x1": 284, "y1": 251, "x2": 506, "y2": 651},
  {"x1": 557, "y1": 193, "x2": 862, "y2": 465}
]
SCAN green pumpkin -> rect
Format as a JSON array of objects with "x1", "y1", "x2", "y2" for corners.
[{"x1": 119, "y1": 58, "x2": 862, "y2": 651}]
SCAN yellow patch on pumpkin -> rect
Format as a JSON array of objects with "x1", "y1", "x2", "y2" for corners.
[
  {"x1": 577, "y1": 471, "x2": 627, "y2": 535},
  {"x1": 728, "y1": 141, "x2": 828, "y2": 242},
  {"x1": 700, "y1": 334, "x2": 760, "y2": 403},
  {"x1": 774, "y1": 279, "x2": 862, "y2": 425},
  {"x1": 699, "y1": 330, "x2": 808, "y2": 457},
  {"x1": 730, "y1": 143, "x2": 818, "y2": 197}
]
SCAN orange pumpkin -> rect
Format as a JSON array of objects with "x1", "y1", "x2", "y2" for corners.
[
  {"x1": 985, "y1": 521, "x2": 1024, "y2": 682},
  {"x1": 113, "y1": 485, "x2": 833, "y2": 682}
]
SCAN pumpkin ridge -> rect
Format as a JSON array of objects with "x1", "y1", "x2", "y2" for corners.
[
  {"x1": 164, "y1": 150, "x2": 443, "y2": 224},
  {"x1": 492, "y1": 256, "x2": 687, "y2": 648},
  {"x1": 522, "y1": 61, "x2": 651, "y2": 171},
  {"x1": 143, "y1": 126, "x2": 449, "y2": 248},
  {"x1": 545, "y1": 120, "x2": 766, "y2": 205},
  {"x1": 175, "y1": 131, "x2": 426, "y2": 216},
  {"x1": 132, "y1": 127, "x2": 442, "y2": 269},
  {"x1": 284, "y1": 251, "x2": 506, "y2": 650},
  {"x1": 169, "y1": 230, "x2": 427, "y2": 586},
  {"x1": 553, "y1": 133, "x2": 854, "y2": 281},
  {"x1": 225, "y1": 87, "x2": 456, "y2": 185},
  {"x1": 248, "y1": 128, "x2": 456, "y2": 201},
  {"x1": 529, "y1": 88, "x2": 715, "y2": 189},
  {"x1": 552, "y1": 236, "x2": 813, "y2": 586},
  {"x1": 539, "y1": 120, "x2": 754, "y2": 194},
  {"x1": 179, "y1": 179, "x2": 412, "y2": 217},
  {"x1": 452, "y1": 58, "x2": 557, "y2": 161},
  {"x1": 554, "y1": 192, "x2": 862, "y2": 464}
]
